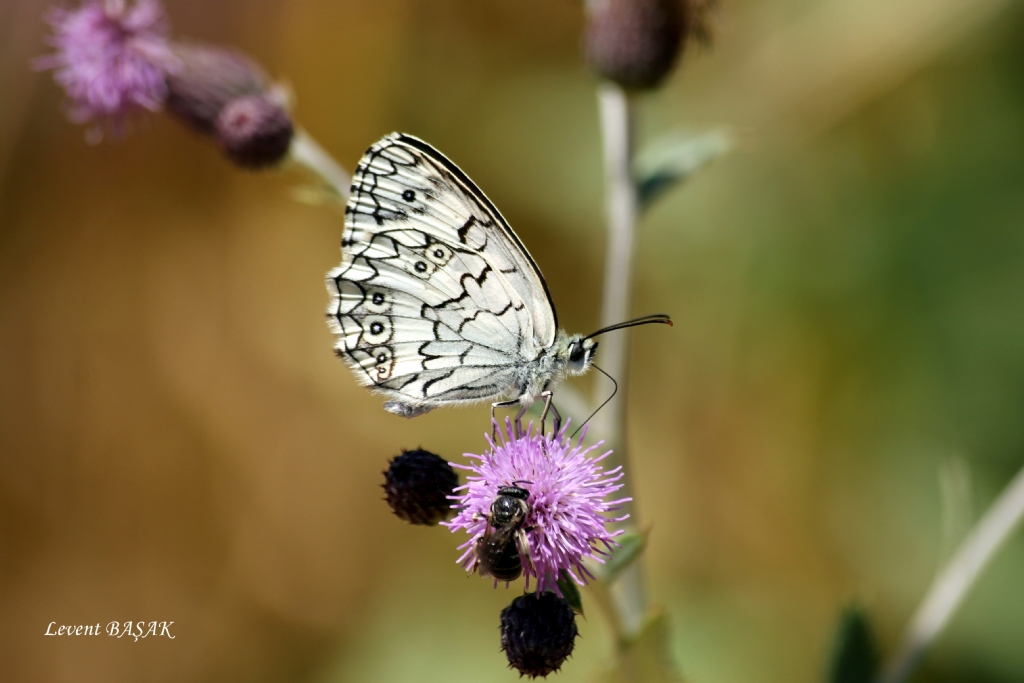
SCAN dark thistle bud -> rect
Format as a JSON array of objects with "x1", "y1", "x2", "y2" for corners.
[
  {"x1": 584, "y1": 0, "x2": 715, "y2": 90},
  {"x1": 215, "y1": 95, "x2": 293, "y2": 169},
  {"x1": 382, "y1": 449, "x2": 459, "y2": 525},
  {"x1": 165, "y1": 43, "x2": 293, "y2": 168},
  {"x1": 166, "y1": 44, "x2": 265, "y2": 134},
  {"x1": 500, "y1": 592, "x2": 579, "y2": 678}
]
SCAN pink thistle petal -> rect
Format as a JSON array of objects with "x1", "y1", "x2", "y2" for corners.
[
  {"x1": 443, "y1": 420, "x2": 631, "y2": 593},
  {"x1": 39, "y1": 0, "x2": 178, "y2": 132}
]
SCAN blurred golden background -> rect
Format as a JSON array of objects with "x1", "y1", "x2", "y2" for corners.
[{"x1": 2, "y1": 0, "x2": 1024, "y2": 681}]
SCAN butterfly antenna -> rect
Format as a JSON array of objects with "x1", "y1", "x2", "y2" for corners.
[
  {"x1": 571, "y1": 363, "x2": 618, "y2": 440},
  {"x1": 583, "y1": 313, "x2": 672, "y2": 340}
]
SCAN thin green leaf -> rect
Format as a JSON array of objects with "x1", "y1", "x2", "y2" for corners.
[
  {"x1": 557, "y1": 570, "x2": 585, "y2": 616},
  {"x1": 827, "y1": 606, "x2": 878, "y2": 683},
  {"x1": 636, "y1": 129, "x2": 732, "y2": 212},
  {"x1": 598, "y1": 529, "x2": 649, "y2": 582}
]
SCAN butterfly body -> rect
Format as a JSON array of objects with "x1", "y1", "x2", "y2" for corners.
[{"x1": 326, "y1": 133, "x2": 598, "y2": 418}]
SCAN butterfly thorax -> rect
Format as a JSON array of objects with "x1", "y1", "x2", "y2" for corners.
[{"x1": 511, "y1": 330, "x2": 597, "y2": 405}]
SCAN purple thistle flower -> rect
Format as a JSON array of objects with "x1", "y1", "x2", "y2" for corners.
[
  {"x1": 444, "y1": 420, "x2": 630, "y2": 593},
  {"x1": 38, "y1": 0, "x2": 178, "y2": 131}
]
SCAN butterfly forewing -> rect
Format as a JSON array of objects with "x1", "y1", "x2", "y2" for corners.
[
  {"x1": 326, "y1": 133, "x2": 559, "y2": 412},
  {"x1": 393, "y1": 135, "x2": 559, "y2": 345}
]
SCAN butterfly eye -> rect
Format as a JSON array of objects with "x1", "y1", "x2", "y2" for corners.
[{"x1": 569, "y1": 342, "x2": 586, "y2": 364}]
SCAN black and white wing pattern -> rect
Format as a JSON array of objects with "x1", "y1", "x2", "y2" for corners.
[{"x1": 326, "y1": 133, "x2": 560, "y2": 418}]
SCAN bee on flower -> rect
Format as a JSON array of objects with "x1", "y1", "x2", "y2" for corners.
[{"x1": 445, "y1": 420, "x2": 630, "y2": 593}]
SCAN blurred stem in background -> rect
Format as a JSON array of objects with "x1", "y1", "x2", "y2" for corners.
[
  {"x1": 594, "y1": 82, "x2": 649, "y2": 641},
  {"x1": 288, "y1": 128, "x2": 351, "y2": 202},
  {"x1": 877, "y1": 464, "x2": 1024, "y2": 683},
  {"x1": 588, "y1": 82, "x2": 733, "y2": 682},
  {"x1": 582, "y1": 2, "x2": 721, "y2": 676}
]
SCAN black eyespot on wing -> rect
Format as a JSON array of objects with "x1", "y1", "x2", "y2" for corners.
[
  {"x1": 362, "y1": 287, "x2": 391, "y2": 314},
  {"x1": 425, "y1": 243, "x2": 454, "y2": 267},
  {"x1": 370, "y1": 345, "x2": 395, "y2": 381},
  {"x1": 362, "y1": 315, "x2": 392, "y2": 345},
  {"x1": 402, "y1": 189, "x2": 416, "y2": 202}
]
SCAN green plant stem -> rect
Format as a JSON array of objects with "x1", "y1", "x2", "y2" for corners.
[
  {"x1": 288, "y1": 127, "x2": 351, "y2": 201},
  {"x1": 594, "y1": 81, "x2": 648, "y2": 640},
  {"x1": 878, "y1": 463, "x2": 1024, "y2": 683}
]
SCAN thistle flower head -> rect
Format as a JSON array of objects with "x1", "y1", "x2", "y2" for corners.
[
  {"x1": 165, "y1": 44, "x2": 269, "y2": 134},
  {"x1": 214, "y1": 94, "x2": 294, "y2": 169},
  {"x1": 383, "y1": 449, "x2": 459, "y2": 526},
  {"x1": 500, "y1": 592, "x2": 579, "y2": 678},
  {"x1": 445, "y1": 420, "x2": 629, "y2": 593},
  {"x1": 164, "y1": 43, "x2": 294, "y2": 169},
  {"x1": 584, "y1": 0, "x2": 717, "y2": 90},
  {"x1": 39, "y1": 0, "x2": 177, "y2": 131}
]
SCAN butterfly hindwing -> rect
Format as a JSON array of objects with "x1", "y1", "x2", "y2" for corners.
[{"x1": 326, "y1": 133, "x2": 558, "y2": 413}]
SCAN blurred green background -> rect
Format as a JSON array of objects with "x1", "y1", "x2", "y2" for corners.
[{"x1": 2, "y1": 0, "x2": 1023, "y2": 682}]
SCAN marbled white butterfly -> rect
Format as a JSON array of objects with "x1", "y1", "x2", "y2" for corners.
[{"x1": 326, "y1": 133, "x2": 670, "y2": 420}]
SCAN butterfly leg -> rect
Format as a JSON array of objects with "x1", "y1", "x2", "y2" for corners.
[
  {"x1": 512, "y1": 402, "x2": 530, "y2": 439},
  {"x1": 539, "y1": 392, "x2": 552, "y2": 435},
  {"x1": 491, "y1": 399, "x2": 520, "y2": 440},
  {"x1": 539, "y1": 391, "x2": 562, "y2": 436}
]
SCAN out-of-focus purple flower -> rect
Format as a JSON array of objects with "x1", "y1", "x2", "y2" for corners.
[
  {"x1": 39, "y1": 0, "x2": 178, "y2": 130},
  {"x1": 164, "y1": 43, "x2": 268, "y2": 136},
  {"x1": 164, "y1": 44, "x2": 294, "y2": 169},
  {"x1": 445, "y1": 420, "x2": 629, "y2": 593},
  {"x1": 585, "y1": 0, "x2": 717, "y2": 90},
  {"x1": 214, "y1": 94, "x2": 293, "y2": 169}
]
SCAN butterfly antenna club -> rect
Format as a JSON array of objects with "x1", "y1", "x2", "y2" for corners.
[{"x1": 582, "y1": 313, "x2": 672, "y2": 340}]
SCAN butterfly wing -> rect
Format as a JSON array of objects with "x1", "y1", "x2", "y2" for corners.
[{"x1": 326, "y1": 133, "x2": 559, "y2": 416}]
